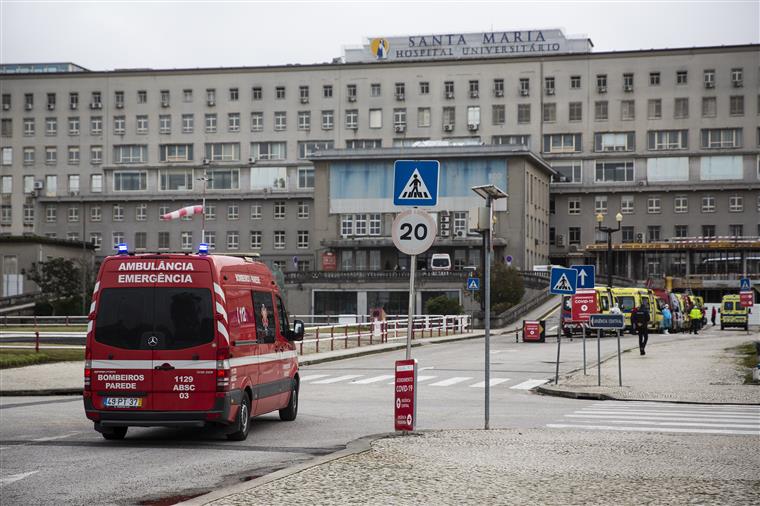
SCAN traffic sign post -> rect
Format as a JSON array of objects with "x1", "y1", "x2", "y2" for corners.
[
  {"x1": 572, "y1": 265, "x2": 595, "y2": 290},
  {"x1": 394, "y1": 359, "x2": 417, "y2": 432},
  {"x1": 550, "y1": 267, "x2": 578, "y2": 295},
  {"x1": 392, "y1": 209, "x2": 437, "y2": 360},
  {"x1": 466, "y1": 277, "x2": 480, "y2": 291},
  {"x1": 589, "y1": 313, "x2": 626, "y2": 387},
  {"x1": 393, "y1": 160, "x2": 440, "y2": 207},
  {"x1": 740, "y1": 278, "x2": 751, "y2": 291}
]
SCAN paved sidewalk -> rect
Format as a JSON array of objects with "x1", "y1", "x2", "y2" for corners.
[{"x1": 538, "y1": 331, "x2": 759, "y2": 405}]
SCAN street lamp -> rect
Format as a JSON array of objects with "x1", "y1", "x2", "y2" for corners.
[
  {"x1": 471, "y1": 184, "x2": 508, "y2": 431},
  {"x1": 197, "y1": 160, "x2": 212, "y2": 244},
  {"x1": 596, "y1": 211, "x2": 623, "y2": 288}
]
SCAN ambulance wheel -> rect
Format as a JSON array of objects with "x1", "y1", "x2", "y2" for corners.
[
  {"x1": 227, "y1": 393, "x2": 251, "y2": 441},
  {"x1": 101, "y1": 426, "x2": 128, "y2": 440},
  {"x1": 279, "y1": 382, "x2": 298, "y2": 422}
]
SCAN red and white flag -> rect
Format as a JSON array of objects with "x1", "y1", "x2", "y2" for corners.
[{"x1": 161, "y1": 205, "x2": 203, "y2": 221}]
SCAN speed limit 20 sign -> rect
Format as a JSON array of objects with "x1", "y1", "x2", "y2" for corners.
[{"x1": 392, "y1": 209, "x2": 437, "y2": 256}]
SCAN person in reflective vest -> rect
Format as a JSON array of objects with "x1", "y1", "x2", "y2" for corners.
[{"x1": 689, "y1": 306, "x2": 703, "y2": 334}]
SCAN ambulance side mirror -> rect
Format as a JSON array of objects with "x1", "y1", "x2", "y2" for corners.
[{"x1": 288, "y1": 320, "x2": 305, "y2": 341}]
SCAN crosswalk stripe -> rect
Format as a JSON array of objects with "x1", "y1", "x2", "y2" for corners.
[
  {"x1": 352, "y1": 375, "x2": 394, "y2": 384},
  {"x1": 310, "y1": 374, "x2": 363, "y2": 384},
  {"x1": 590, "y1": 419, "x2": 760, "y2": 429},
  {"x1": 469, "y1": 378, "x2": 510, "y2": 388},
  {"x1": 590, "y1": 402, "x2": 759, "y2": 412},
  {"x1": 299, "y1": 374, "x2": 329, "y2": 382},
  {"x1": 387, "y1": 375, "x2": 437, "y2": 385},
  {"x1": 510, "y1": 379, "x2": 550, "y2": 390},
  {"x1": 567, "y1": 414, "x2": 760, "y2": 424},
  {"x1": 429, "y1": 377, "x2": 472, "y2": 387},
  {"x1": 575, "y1": 410, "x2": 758, "y2": 420},
  {"x1": 546, "y1": 423, "x2": 760, "y2": 436}
]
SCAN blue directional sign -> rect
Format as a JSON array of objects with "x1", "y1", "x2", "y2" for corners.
[
  {"x1": 393, "y1": 160, "x2": 440, "y2": 207},
  {"x1": 588, "y1": 314, "x2": 625, "y2": 330},
  {"x1": 466, "y1": 277, "x2": 480, "y2": 291},
  {"x1": 572, "y1": 265, "x2": 595, "y2": 289},
  {"x1": 550, "y1": 267, "x2": 578, "y2": 295},
  {"x1": 740, "y1": 278, "x2": 751, "y2": 291}
]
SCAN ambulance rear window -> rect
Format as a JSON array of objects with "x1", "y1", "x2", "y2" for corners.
[
  {"x1": 617, "y1": 296, "x2": 635, "y2": 312},
  {"x1": 95, "y1": 288, "x2": 214, "y2": 350}
]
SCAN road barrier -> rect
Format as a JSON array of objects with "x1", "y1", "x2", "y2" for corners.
[{"x1": 296, "y1": 315, "x2": 471, "y2": 356}]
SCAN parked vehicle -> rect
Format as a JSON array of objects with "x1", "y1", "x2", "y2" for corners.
[
  {"x1": 675, "y1": 293, "x2": 693, "y2": 331},
  {"x1": 652, "y1": 289, "x2": 683, "y2": 332},
  {"x1": 611, "y1": 287, "x2": 659, "y2": 333},
  {"x1": 561, "y1": 286, "x2": 613, "y2": 336},
  {"x1": 83, "y1": 249, "x2": 304, "y2": 441},
  {"x1": 719, "y1": 294, "x2": 749, "y2": 331},
  {"x1": 430, "y1": 253, "x2": 452, "y2": 271}
]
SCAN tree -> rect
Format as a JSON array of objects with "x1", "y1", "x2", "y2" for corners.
[
  {"x1": 25, "y1": 258, "x2": 85, "y2": 315},
  {"x1": 474, "y1": 263, "x2": 525, "y2": 312},
  {"x1": 425, "y1": 295, "x2": 463, "y2": 315}
]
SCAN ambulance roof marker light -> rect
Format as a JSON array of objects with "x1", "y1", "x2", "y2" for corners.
[
  {"x1": 116, "y1": 243, "x2": 129, "y2": 255},
  {"x1": 198, "y1": 243, "x2": 209, "y2": 256}
]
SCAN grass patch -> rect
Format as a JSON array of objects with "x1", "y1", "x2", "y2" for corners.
[
  {"x1": 730, "y1": 343, "x2": 759, "y2": 384},
  {"x1": 0, "y1": 348, "x2": 84, "y2": 369}
]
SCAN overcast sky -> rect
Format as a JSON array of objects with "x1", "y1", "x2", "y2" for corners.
[{"x1": 1, "y1": 1, "x2": 758, "y2": 70}]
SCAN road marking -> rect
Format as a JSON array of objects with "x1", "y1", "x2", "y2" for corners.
[
  {"x1": 567, "y1": 414, "x2": 760, "y2": 423},
  {"x1": 429, "y1": 377, "x2": 472, "y2": 387},
  {"x1": 589, "y1": 419, "x2": 760, "y2": 429},
  {"x1": 352, "y1": 375, "x2": 394, "y2": 384},
  {"x1": 419, "y1": 366, "x2": 435, "y2": 371},
  {"x1": 575, "y1": 410, "x2": 758, "y2": 420},
  {"x1": 546, "y1": 423, "x2": 760, "y2": 436},
  {"x1": 32, "y1": 432, "x2": 79, "y2": 443},
  {"x1": 0, "y1": 471, "x2": 38, "y2": 486},
  {"x1": 310, "y1": 374, "x2": 363, "y2": 384},
  {"x1": 510, "y1": 379, "x2": 549, "y2": 390},
  {"x1": 548, "y1": 325, "x2": 558, "y2": 331},
  {"x1": 299, "y1": 375, "x2": 329, "y2": 382},
  {"x1": 469, "y1": 378, "x2": 510, "y2": 388}
]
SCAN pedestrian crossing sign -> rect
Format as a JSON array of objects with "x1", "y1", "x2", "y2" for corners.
[
  {"x1": 393, "y1": 160, "x2": 440, "y2": 207},
  {"x1": 466, "y1": 277, "x2": 480, "y2": 291},
  {"x1": 740, "y1": 278, "x2": 751, "y2": 291},
  {"x1": 549, "y1": 267, "x2": 577, "y2": 295}
]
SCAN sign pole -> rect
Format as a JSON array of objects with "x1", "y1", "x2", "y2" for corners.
[
  {"x1": 617, "y1": 329, "x2": 622, "y2": 386},
  {"x1": 554, "y1": 332, "x2": 561, "y2": 385},
  {"x1": 484, "y1": 199, "x2": 492, "y2": 430},
  {"x1": 582, "y1": 324, "x2": 587, "y2": 375},
  {"x1": 597, "y1": 328, "x2": 602, "y2": 387},
  {"x1": 405, "y1": 254, "x2": 416, "y2": 360}
]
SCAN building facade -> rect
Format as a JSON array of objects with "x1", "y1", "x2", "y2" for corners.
[{"x1": 1, "y1": 30, "x2": 758, "y2": 296}]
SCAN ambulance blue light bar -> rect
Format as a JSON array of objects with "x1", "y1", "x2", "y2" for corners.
[
  {"x1": 116, "y1": 243, "x2": 129, "y2": 255},
  {"x1": 198, "y1": 243, "x2": 209, "y2": 256}
]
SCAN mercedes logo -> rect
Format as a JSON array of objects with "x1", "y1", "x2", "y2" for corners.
[{"x1": 147, "y1": 336, "x2": 158, "y2": 347}]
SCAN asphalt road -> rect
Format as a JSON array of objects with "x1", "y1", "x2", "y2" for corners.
[{"x1": 0, "y1": 323, "x2": 753, "y2": 505}]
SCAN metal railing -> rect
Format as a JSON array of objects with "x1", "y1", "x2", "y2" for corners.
[
  {"x1": 0, "y1": 315, "x2": 88, "y2": 327},
  {"x1": 295, "y1": 314, "x2": 471, "y2": 356}
]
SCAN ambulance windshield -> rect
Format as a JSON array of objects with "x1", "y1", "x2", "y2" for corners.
[{"x1": 94, "y1": 288, "x2": 214, "y2": 350}]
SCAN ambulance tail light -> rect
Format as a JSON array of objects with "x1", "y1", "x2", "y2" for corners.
[
  {"x1": 84, "y1": 349, "x2": 92, "y2": 393},
  {"x1": 216, "y1": 347, "x2": 231, "y2": 392}
]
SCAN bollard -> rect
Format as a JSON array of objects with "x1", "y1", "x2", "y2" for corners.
[
  {"x1": 299, "y1": 340, "x2": 303, "y2": 355},
  {"x1": 331, "y1": 326, "x2": 335, "y2": 351},
  {"x1": 515, "y1": 328, "x2": 519, "y2": 343},
  {"x1": 358, "y1": 325, "x2": 362, "y2": 347},
  {"x1": 316, "y1": 327, "x2": 320, "y2": 353},
  {"x1": 35, "y1": 330, "x2": 40, "y2": 353},
  {"x1": 344, "y1": 326, "x2": 348, "y2": 349}
]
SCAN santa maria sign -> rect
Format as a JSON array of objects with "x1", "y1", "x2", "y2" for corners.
[{"x1": 345, "y1": 29, "x2": 593, "y2": 63}]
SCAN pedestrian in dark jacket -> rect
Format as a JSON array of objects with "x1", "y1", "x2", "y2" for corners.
[
  {"x1": 632, "y1": 305, "x2": 650, "y2": 355},
  {"x1": 711, "y1": 306, "x2": 717, "y2": 326}
]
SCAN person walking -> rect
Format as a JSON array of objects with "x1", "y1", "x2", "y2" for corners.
[
  {"x1": 632, "y1": 305, "x2": 650, "y2": 355},
  {"x1": 711, "y1": 306, "x2": 717, "y2": 326},
  {"x1": 689, "y1": 305, "x2": 703, "y2": 334},
  {"x1": 662, "y1": 304, "x2": 672, "y2": 335}
]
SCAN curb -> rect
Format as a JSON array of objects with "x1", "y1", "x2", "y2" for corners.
[
  {"x1": 176, "y1": 432, "x2": 389, "y2": 506},
  {"x1": 0, "y1": 388, "x2": 82, "y2": 396}
]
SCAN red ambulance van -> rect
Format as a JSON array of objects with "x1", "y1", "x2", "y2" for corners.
[{"x1": 83, "y1": 250, "x2": 304, "y2": 441}]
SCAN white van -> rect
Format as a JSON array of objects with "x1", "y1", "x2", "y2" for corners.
[{"x1": 430, "y1": 253, "x2": 452, "y2": 271}]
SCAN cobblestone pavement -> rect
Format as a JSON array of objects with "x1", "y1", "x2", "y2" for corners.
[
  {"x1": 541, "y1": 332, "x2": 759, "y2": 404},
  {"x1": 209, "y1": 429, "x2": 759, "y2": 506}
]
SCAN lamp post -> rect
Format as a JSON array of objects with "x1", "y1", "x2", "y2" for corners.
[
  {"x1": 471, "y1": 184, "x2": 508, "y2": 431},
  {"x1": 596, "y1": 211, "x2": 623, "y2": 288},
  {"x1": 197, "y1": 161, "x2": 211, "y2": 244}
]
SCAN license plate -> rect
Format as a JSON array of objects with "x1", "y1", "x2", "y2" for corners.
[{"x1": 104, "y1": 397, "x2": 142, "y2": 408}]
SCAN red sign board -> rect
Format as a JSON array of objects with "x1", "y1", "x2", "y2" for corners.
[
  {"x1": 740, "y1": 291, "x2": 754, "y2": 308},
  {"x1": 394, "y1": 359, "x2": 417, "y2": 431},
  {"x1": 523, "y1": 320, "x2": 545, "y2": 342},
  {"x1": 322, "y1": 251, "x2": 337, "y2": 271},
  {"x1": 572, "y1": 289, "x2": 598, "y2": 322}
]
